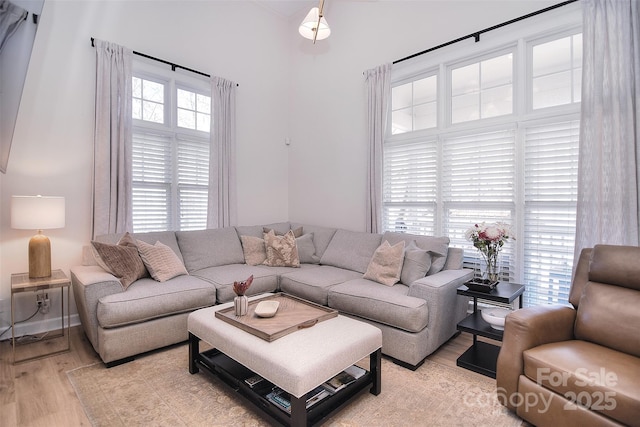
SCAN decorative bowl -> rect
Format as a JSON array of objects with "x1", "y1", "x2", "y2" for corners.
[
  {"x1": 481, "y1": 307, "x2": 511, "y2": 330},
  {"x1": 255, "y1": 300, "x2": 280, "y2": 318}
]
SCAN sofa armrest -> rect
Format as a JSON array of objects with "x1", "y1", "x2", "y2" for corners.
[
  {"x1": 496, "y1": 305, "x2": 576, "y2": 411},
  {"x1": 71, "y1": 265, "x2": 124, "y2": 354},
  {"x1": 409, "y1": 268, "x2": 474, "y2": 353}
]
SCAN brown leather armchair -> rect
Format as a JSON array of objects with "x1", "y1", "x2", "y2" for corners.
[{"x1": 496, "y1": 244, "x2": 640, "y2": 427}]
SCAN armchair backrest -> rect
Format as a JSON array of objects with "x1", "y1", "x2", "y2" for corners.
[{"x1": 571, "y1": 244, "x2": 640, "y2": 358}]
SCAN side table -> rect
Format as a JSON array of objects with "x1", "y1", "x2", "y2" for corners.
[
  {"x1": 11, "y1": 269, "x2": 71, "y2": 364},
  {"x1": 456, "y1": 282, "x2": 525, "y2": 378}
]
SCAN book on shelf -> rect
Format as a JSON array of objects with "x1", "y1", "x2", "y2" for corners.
[
  {"x1": 266, "y1": 385, "x2": 330, "y2": 414},
  {"x1": 323, "y1": 365, "x2": 367, "y2": 394}
]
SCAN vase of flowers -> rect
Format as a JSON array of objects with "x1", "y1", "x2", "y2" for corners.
[
  {"x1": 465, "y1": 222, "x2": 514, "y2": 285},
  {"x1": 233, "y1": 275, "x2": 253, "y2": 316}
]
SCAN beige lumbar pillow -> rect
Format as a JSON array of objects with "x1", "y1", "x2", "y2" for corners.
[
  {"x1": 136, "y1": 240, "x2": 188, "y2": 282},
  {"x1": 363, "y1": 240, "x2": 406, "y2": 286},
  {"x1": 263, "y1": 230, "x2": 300, "y2": 267},
  {"x1": 240, "y1": 235, "x2": 267, "y2": 266}
]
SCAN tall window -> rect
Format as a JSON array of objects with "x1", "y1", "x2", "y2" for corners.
[
  {"x1": 131, "y1": 65, "x2": 211, "y2": 233},
  {"x1": 384, "y1": 7, "x2": 582, "y2": 307}
]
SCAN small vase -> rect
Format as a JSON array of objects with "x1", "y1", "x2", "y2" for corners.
[
  {"x1": 234, "y1": 295, "x2": 248, "y2": 316},
  {"x1": 478, "y1": 255, "x2": 501, "y2": 284}
]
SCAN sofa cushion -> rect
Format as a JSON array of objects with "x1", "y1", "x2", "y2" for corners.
[
  {"x1": 176, "y1": 227, "x2": 245, "y2": 272},
  {"x1": 400, "y1": 240, "x2": 432, "y2": 285},
  {"x1": 575, "y1": 281, "x2": 640, "y2": 358},
  {"x1": 280, "y1": 265, "x2": 362, "y2": 305},
  {"x1": 91, "y1": 233, "x2": 148, "y2": 290},
  {"x1": 328, "y1": 279, "x2": 429, "y2": 333},
  {"x1": 240, "y1": 235, "x2": 267, "y2": 266},
  {"x1": 97, "y1": 275, "x2": 215, "y2": 328},
  {"x1": 191, "y1": 264, "x2": 279, "y2": 303},
  {"x1": 296, "y1": 233, "x2": 320, "y2": 264},
  {"x1": 264, "y1": 225, "x2": 303, "y2": 237},
  {"x1": 235, "y1": 222, "x2": 292, "y2": 238},
  {"x1": 291, "y1": 223, "x2": 337, "y2": 259},
  {"x1": 320, "y1": 229, "x2": 382, "y2": 274},
  {"x1": 363, "y1": 240, "x2": 405, "y2": 286},
  {"x1": 523, "y1": 340, "x2": 640, "y2": 426},
  {"x1": 136, "y1": 240, "x2": 188, "y2": 282},
  {"x1": 263, "y1": 230, "x2": 300, "y2": 267},
  {"x1": 382, "y1": 232, "x2": 449, "y2": 275}
]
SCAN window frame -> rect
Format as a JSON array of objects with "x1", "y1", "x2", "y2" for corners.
[
  {"x1": 131, "y1": 60, "x2": 211, "y2": 233},
  {"x1": 384, "y1": 3, "x2": 583, "y2": 306}
]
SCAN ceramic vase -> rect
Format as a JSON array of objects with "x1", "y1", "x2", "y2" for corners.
[{"x1": 234, "y1": 295, "x2": 248, "y2": 316}]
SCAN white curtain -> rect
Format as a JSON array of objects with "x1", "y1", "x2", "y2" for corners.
[
  {"x1": 92, "y1": 39, "x2": 133, "y2": 238},
  {"x1": 207, "y1": 76, "x2": 237, "y2": 228},
  {"x1": 0, "y1": 0, "x2": 27, "y2": 54},
  {"x1": 365, "y1": 63, "x2": 392, "y2": 233},
  {"x1": 575, "y1": 0, "x2": 640, "y2": 257}
]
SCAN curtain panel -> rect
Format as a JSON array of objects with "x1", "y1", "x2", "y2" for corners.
[
  {"x1": 0, "y1": 0, "x2": 26, "y2": 54},
  {"x1": 575, "y1": 0, "x2": 640, "y2": 258},
  {"x1": 365, "y1": 63, "x2": 392, "y2": 234},
  {"x1": 207, "y1": 76, "x2": 238, "y2": 228},
  {"x1": 92, "y1": 39, "x2": 133, "y2": 238}
]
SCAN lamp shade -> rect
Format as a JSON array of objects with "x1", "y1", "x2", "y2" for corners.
[
  {"x1": 299, "y1": 7, "x2": 331, "y2": 41},
  {"x1": 11, "y1": 195, "x2": 65, "y2": 230}
]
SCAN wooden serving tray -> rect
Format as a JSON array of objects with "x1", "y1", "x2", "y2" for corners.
[{"x1": 215, "y1": 293, "x2": 338, "y2": 342}]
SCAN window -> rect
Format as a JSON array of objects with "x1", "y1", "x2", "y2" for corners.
[
  {"x1": 384, "y1": 7, "x2": 582, "y2": 307},
  {"x1": 132, "y1": 66, "x2": 211, "y2": 233}
]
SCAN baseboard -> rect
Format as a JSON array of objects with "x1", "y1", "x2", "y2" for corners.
[{"x1": 1, "y1": 313, "x2": 81, "y2": 341}]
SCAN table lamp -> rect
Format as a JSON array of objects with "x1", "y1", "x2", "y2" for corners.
[{"x1": 11, "y1": 195, "x2": 65, "y2": 278}]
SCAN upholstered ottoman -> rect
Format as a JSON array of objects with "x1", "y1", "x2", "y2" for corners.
[{"x1": 188, "y1": 298, "x2": 382, "y2": 426}]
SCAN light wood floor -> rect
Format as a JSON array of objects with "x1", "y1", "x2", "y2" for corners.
[{"x1": 0, "y1": 326, "x2": 497, "y2": 426}]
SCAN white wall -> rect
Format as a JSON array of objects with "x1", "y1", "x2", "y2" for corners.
[
  {"x1": 287, "y1": 0, "x2": 559, "y2": 231},
  {"x1": 0, "y1": 0, "x2": 292, "y2": 329},
  {"x1": 0, "y1": 0, "x2": 561, "y2": 332}
]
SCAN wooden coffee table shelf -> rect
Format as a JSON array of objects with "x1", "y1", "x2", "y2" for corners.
[{"x1": 190, "y1": 342, "x2": 380, "y2": 427}]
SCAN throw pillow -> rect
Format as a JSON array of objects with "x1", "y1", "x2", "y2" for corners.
[
  {"x1": 136, "y1": 240, "x2": 188, "y2": 282},
  {"x1": 400, "y1": 240, "x2": 432, "y2": 285},
  {"x1": 296, "y1": 233, "x2": 320, "y2": 264},
  {"x1": 240, "y1": 235, "x2": 267, "y2": 266},
  {"x1": 263, "y1": 230, "x2": 300, "y2": 267},
  {"x1": 263, "y1": 226, "x2": 304, "y2": 238},
  {"x1": 91, "y1": 232, "x2": 148, "y2": 290},
  {"x1": 363, "y1": 240, "x2": 405, "y2": 286}
]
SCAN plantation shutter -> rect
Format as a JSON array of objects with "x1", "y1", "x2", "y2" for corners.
[
  {"x1": 382, "y1": 139, "x2": 438, "y2": 235},
  {"x1": 523, "y1": 120, "x2": 580, "y2": 306},
  {"x1": 442, "y1": 129, "x2": 516, "y2": 281},
  {"x1": 132, "y1": 131, "x2": 172, "y2": 232},
  {"x1": 177, "y1": 135, "x2": 209, "y2": 230}
]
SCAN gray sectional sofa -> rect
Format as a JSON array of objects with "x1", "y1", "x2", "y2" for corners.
[{"x1": 71, "y1": 222, "x2": 473, "y2": 368}]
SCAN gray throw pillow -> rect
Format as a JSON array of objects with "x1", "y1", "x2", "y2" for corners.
[
  {"x1": 400, "y1": 240, "x2": 432, "y2": 285},
  {"x1": 296, "y1": 233, "x2": 320, "y2": 264}
]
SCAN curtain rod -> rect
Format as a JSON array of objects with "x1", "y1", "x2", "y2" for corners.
[
  {"x1": 393, "y1": 0, "x2": 578, "y2": 65},
  {"x1": 90, "y1": 37, "x2": 238, "y2": 86}
]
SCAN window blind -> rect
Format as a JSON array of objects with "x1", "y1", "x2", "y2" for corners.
[
  {"x1": 382, "y1": 139, "x2": 437, "y2": 234},
  {"x1": 523, "y1": 120, "x2": 579, "y2": 306}
]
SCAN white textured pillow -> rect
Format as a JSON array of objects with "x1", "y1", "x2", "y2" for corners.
[
  {"x1": 263, "y1": 230, "x2": 300, "y2": 267},
  {"x1": 136, "y1": 240, "x2": 188, "y2": 282},
  {"x1": 363, "y1": 240, "x2": 405, "y2": 286},
  {"x1": 400, "y1": 240, "x2": 432, "y2": 285},
  {"x1": 240, "y1": 235, "x2": 267, "y2": 265}
]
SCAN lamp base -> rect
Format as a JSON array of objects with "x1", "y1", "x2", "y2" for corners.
[{"x1": 28, "y1": 232, "x2": 51, "y2": 278}]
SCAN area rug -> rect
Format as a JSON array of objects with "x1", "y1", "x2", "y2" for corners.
[{"x1": 67, "y1": 344, "x2": 522, "y2": 426}]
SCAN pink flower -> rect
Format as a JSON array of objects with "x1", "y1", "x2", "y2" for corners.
[{"x1": 233, "y1": 275, "x2": 253, "y2": 296}]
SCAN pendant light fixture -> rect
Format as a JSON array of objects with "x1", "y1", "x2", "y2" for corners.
[{"x1": 299, "y1": 0, "x2": 330, "y2": 43}]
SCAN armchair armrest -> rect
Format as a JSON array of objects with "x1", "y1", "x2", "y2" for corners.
[
  {"x1": 70, "y1": 265, "x2": 124, "y2": 354},
  {"x1": 496, "y1": 304, "x2": 576, "y2": 410},
  {"x1": 409, "y1": 268, "x2": 474, "y2": 354}
]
